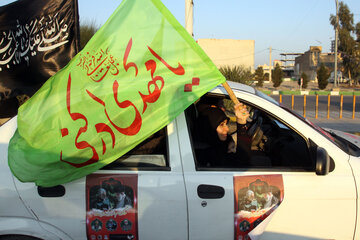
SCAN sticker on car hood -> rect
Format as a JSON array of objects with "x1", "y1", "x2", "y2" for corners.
[
  {"x1": 234, "y1": 175, "x2": 284, "y2": 240},
  {"x1": 86, "y1": 174, "x2": 138, "y2": 240}
]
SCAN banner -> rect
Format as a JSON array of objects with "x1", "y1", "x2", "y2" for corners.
[
  {"x1": 86, "y1": 174, "x2": 138, "y2": 240},
  {"x1": 234, "y1": 175, "x2": 284, "y2": 240},
  {"x1": 8, "y1": 0, "x2": 225, "y2": 187},
  {"x1": 0, "y1": 0, "x2": 80, "y2": 119}
]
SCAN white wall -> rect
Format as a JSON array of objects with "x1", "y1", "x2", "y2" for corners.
[{"x1": 197, "y1": 39, "x2": 255, "y2": 71}]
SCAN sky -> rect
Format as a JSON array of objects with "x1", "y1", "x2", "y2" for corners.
[{"x1": 1, "y1": 0, "x2": 360, "y2": 67}]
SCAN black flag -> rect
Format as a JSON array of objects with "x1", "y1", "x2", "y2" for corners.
[{"x1": 0, "y1": 0, "x2": 80, "y2": 120}]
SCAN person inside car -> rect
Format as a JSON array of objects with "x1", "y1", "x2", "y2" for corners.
[{"x1": 194, "y1": 102, "x2": 250, "y2": 167}]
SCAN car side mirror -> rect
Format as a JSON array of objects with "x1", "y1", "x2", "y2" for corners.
[{"x1": 316, "y1": 147, "x2": 330, "y2": 175}]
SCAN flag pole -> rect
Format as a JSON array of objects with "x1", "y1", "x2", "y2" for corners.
[
  {"x1": 185, "y1": 0, "x2": 239, "y2": 105},
  {"x1": 222, "y1": 81, "x2": 240, "y2": 105}
]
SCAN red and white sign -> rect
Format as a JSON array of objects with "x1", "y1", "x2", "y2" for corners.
[
  {"x1": 234, "y1": 175, "x2": 284, "y2": 240},
  {"x1": 86, "y1": 174, "x2": 138, "y2": 240}
]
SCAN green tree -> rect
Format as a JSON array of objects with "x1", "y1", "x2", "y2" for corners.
[
  {"x1": 80, "y1": 20, "x2": 100, "y2": 50},
  {"x1": 330, "y1": 2, "x2": 360, "y2": 85},
  {"x1": 317, "y1": 63, "x2": 330, "y2": 90},
  {"x1": 264, "y1": 72, "x2": 269, "y2": 81},
  {"x1": 301, "y1": 72, "x2": 309, "y2": 89},
  {"x1": 272, "y1": 63, "x2": 283, "y2": 88},
  {"x1": 219, "y1": 65, "x2": 253, "y2": 85},
  {"x1": 254, "y1": 66, "x2": 264, "y2": 87}
]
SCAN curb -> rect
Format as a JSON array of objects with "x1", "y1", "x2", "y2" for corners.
[{"x1": 261, "y1": 90, "x2": 360, "y2": 96}]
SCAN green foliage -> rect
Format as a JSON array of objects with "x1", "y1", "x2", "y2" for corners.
[
  {"x1": 264, "y1": 73, "x2": 269, "y2": 81},
  {"x1": 330, "y1": 2, "x2": 360, "y2": 84},
  {"x1": 254, "y1": 66, "x2": 264, "y2": 87},
  {"x1": 219, "y1": 65, "x2": 253, "y2": 85},
  {"x1": 272, "y1": 63, "x2": 283, "y2": 88},
  {"x1": 80, "y1": 20, "x2": 100, "y2": 50},
  {"x1": 317, "y1": 63, "x2": 330, "y2": 90},
  {"x1": 301, "y1": 72, "x2": 309, "y2": 89}
]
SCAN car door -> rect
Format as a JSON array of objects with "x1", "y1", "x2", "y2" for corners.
[
  {"x1": 14, "y1": 121, "x2": 188, "y2": 240},
  {"x1": 177, "y1": 109, "x2": 284, "y2": 240},
  {"x1": 178, "y1": 91, "x2": 356, "y2": 240}
]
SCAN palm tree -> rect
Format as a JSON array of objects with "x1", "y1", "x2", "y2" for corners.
[{"x1": 219, "y1": 65, "x2": 253, "y2": 85}]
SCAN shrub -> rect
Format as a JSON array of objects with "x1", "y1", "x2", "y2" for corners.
[
  {"x1": 301, "y1": 72, "x2": 309, "y2": 89},
  {"x1": 317, "y1": 63, "x2": 330, "y2": 90},
  {"x1": 254, "y1": 66, "x2": 265, "y2": 87},
  {"x1": 80, "y1": 20, "x2": 100, "y2": 50},
  {"x1": 272, "y1": 63, "x2": 283, "y2": 88},
  {"x1": 219, "y1": 65, "x2": 253, "y2": 85}
]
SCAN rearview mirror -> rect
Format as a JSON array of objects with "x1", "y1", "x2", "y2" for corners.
[{"x1": 316, "y1": 147, "x2": 330, "y2": 175}]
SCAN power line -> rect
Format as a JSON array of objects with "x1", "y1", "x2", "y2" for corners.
[
  {"x1": 287, "y1": 0, "x2": 320, "y2": 40},
  {"x1": 272, "y1": 48, "x2": 295, "y2": 53}
]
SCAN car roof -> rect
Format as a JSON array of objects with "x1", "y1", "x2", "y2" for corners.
[{"x1": 209, "y1": 81, "x2": 256, "y2": 95}]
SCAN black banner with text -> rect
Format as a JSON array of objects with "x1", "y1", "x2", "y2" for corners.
[{"x1": 0, "y1": 0, "x2": 80, "y2": 119}]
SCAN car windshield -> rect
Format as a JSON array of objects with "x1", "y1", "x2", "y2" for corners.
[
  {"x1": 253, "y1": 90, "x2": 352, "y2": 150},
  {"x1": 279, "y1": 105, "x2": 357, "y2": 155}
]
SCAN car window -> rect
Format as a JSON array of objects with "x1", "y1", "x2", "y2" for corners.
[
  {"x1": 280, "y1": 106, "x2": 354, "y2": 154},
  {"x1": 102, "y1": 126, "x2": 169, "y2": 170},
  {"x1": 185, "y1": 94, "x2": 315, "y2": 171}
]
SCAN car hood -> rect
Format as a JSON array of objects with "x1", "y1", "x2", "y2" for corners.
[{"x1": 324, "y1": 128, "x2": 360, "y2": 148}]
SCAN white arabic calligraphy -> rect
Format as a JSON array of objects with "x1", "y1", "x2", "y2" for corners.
[{"x1": 0, "y1": 12, "x2": 71, "y2": 71}]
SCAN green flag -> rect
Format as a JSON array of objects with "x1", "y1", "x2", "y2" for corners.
[{"x1": 8, "y1": 0, "x2": 225, "y2": 187}]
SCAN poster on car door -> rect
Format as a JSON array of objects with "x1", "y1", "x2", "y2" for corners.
[
  {"x1": 86, "y1": 174, "x2": 138, "y2": 240},
  {"x1": 234, "y1": 175, "x2": 284, "y2": 240}
]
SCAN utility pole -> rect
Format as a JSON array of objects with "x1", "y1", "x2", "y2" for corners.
[
  {"x1": 185, "y1": 0, "x2": 194, "y2": 36},
  {"x1": 269, "y1": 47, "x2": 272, "y2": 82},
  {"x1": 184, "y1": 0, "x2": 239, "y2": 104},
  {"x1": 334, "y1": 0, "x2": 339, "y2": 88}
]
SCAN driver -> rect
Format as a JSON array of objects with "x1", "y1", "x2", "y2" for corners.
[{"x1": 194, "y1": 102, "x2": 251, "y2": 167}]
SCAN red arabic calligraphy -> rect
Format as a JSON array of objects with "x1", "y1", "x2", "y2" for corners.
[
  {"x1": 95, "y1": 123, "x2": 116, "y2": 155},
  {"x1": 60, "y1": 73, "x2": 99, "y2": 168},
  {"x1": 147, "y1": 46, "x2": 185, "y2": 75},
  {"x1": 123, "y1": 38, "x2": 138, "y2": 76},
  {"x1": 139, "y1": 59, "x2": 164, "y2": 113},
  {"x1": 62, "y1": 37, "x2": 196, "y2": 168},
  {"x1": 139, "y1": 46, "x2": 185, "y2": 113},
  {"x1": 86, "y1": 80, "x2": 142, "y2": 136}
]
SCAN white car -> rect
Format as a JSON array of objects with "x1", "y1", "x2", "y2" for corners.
[{"x1": 1, "y1": 81, "x2": 360, "y2": 240}]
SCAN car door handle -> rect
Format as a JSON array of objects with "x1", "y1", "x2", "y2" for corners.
[
  {"x1": 197, "y1": 184, "x2": 225, "y2": 199},
  {"x1": 37, "y1": 185, "x2": 65, "y2": 197}
]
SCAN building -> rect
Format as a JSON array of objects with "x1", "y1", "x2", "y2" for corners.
[
  {"x1": 280, "y1": 53, "x2": 303, "y2": 79},
  {"x1": 197, "y1": 39, "x2": 255, "y2": 71},
  {"x1": 257, "y1": 61, "x2": 283, "y2": 81},
  {"x1": 273, "y1": 60, "x2": 282, "y2": 68},
  {"x1": 257, "y1": 58, "x2": 297, "y2": 81},
  {"x1": 294, "y1": 46, "x2": 340, "y2": 81},
  {"x1": 257, "y1": 63, "x2": 272, "y2": 77}
]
